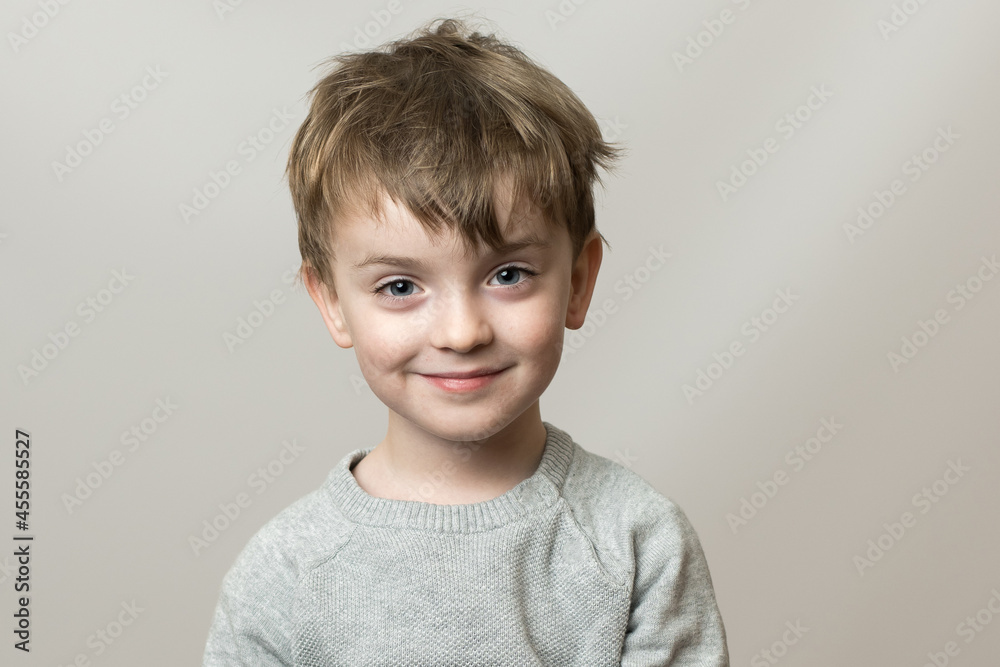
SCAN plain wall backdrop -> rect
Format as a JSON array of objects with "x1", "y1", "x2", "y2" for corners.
[{"x1": 3, "y1": 0, "x2": 999, "y2": 664}]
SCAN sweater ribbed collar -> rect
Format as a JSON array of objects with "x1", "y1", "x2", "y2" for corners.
[{"x1": 325, "y1": 421, "x2": 575, "y2": 533}]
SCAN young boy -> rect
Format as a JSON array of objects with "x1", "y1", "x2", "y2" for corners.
[{"x1": 204, "y1": 16, "x2": 729, "y2": 666}]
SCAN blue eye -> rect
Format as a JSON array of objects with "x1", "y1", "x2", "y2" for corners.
[
  {"x1": 371, "y1": 279, "x2": 419, "y2": 301},
  {"x1": 489, "y1": 265, "x2": 537, "y2": 289},
  {"x1": 372, "y1": 265, "x2": 537, "y2": 303},
  {"x1": 386, "y1": 280, "x2": 415, "y2": 297},
  {"x1": 495, "y1": 267, "x2": 523, "y2": 286}
]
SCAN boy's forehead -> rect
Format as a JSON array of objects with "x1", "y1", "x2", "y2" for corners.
[{"x1": 335, "y1": 187, "x2": 563, "y2": 260}]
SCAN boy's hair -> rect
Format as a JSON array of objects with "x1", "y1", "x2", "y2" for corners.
[{"x1": 286, "y1": 15, "x2": 624, "y2": 291}]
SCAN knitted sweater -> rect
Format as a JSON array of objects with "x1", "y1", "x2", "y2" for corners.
[{"x1": 202, "y1": 421, "x2": 730, "y2": 666}]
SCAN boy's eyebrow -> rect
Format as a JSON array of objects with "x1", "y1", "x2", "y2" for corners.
[{"x1": 351, "y1": 234, "x2": 553, "y2": 271}]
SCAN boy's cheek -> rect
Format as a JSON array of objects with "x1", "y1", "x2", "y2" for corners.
[
  {"x1": 516, "y1": 317, "x2": 567, "y2": 362},
  {"x1": 358, "y1": 321, "x2": 423, "y2": 362}
]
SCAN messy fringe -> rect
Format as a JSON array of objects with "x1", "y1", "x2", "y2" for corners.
[{"x1": 285, "y1": 15, "x2": 625, "y2": 290}]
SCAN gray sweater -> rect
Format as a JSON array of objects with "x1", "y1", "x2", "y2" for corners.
[{"x1": 203, "y1": 421, "x2": 729, "y2": 666}]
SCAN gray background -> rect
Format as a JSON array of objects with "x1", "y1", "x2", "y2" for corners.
[{"x1": 3, "y1": 0, "x2": 999, "y2": 664}]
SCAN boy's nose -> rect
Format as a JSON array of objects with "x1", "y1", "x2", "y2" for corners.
[{"x1": 429, "y1": 290, "x2": 493, "y2": 353}]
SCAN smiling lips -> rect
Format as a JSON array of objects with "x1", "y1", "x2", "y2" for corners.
[{"x1": 419, "y1": 367, "x2": 508, "y2": 392}]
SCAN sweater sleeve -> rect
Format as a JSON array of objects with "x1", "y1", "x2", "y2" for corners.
[
  {"x1": 620, "y1": 498, "x2": 730, "y2": 667},
  {"x1": 202, "y1": 534, "x2": 299, "y2": 666}
]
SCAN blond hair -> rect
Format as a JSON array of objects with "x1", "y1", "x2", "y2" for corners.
[{"x1": 286, "y1": 16, "x2": 624, "y2": 290}]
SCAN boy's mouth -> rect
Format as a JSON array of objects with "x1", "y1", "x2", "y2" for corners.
[
  {"x1": 421, "y1": 366, "x2": 509, "y2": 379},
  {"x1": 418, "y1": 367, "x2": 509, "y2": 392}
]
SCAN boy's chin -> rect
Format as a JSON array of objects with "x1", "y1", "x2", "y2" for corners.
[
  {"x1": 428, "y1": 418, "x2": 510, "y2": 444},
  {"x1": 402, "y1": 409, "x2": 523, "y2": 444}
]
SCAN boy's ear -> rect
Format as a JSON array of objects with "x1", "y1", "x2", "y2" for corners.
[
  {"x1": 304, "y1": 265, "x2": 354, "y2": 349},
  {"x1": 565, "y1": 230, "x2": 603, "y2": 330}
]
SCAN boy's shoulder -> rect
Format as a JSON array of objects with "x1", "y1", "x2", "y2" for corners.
[
  {"x1": 560, "y1": 435, "x2": 702, "y2": 562},
  {"x1": 221, "y1": 473, "x2": 353, "y2": 590},
  {"x1": 563, "y1": 436, "x2": 685, "y2": 519}
]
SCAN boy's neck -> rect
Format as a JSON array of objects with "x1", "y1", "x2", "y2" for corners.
[{"x1": 351, "y1": 403, "x2": 548, "y2": 505}]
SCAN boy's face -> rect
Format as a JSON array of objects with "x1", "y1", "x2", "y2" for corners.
[{"x1": 305, "y1": 188, "x2": 602, "y2": 443}]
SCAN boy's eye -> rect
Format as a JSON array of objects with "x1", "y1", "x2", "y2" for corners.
[
  {"x1": 493, "y1": 267, "x2": 523, "y2": 286},
  {"x1": 383, "y1": 280, "x2": 416, "y2": 298},
  {"x1": 486, "y1": 265, "x2": 537, "y2": 289},
  {"x1": 370, "y1": 277, "x2": 421, "y2": 301},
  {"x1": 372, "y1": 265, "x2": 537, "y2": 301}
]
